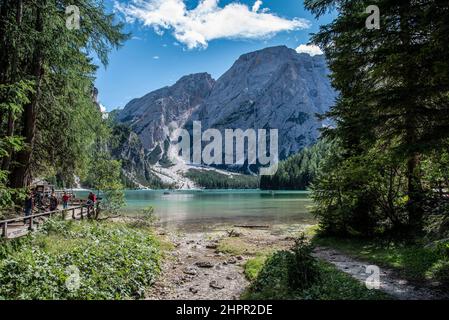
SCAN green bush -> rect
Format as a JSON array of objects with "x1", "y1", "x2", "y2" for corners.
[
  {"x1": 244, "y1": 255, "x2": 268, "y2": 281},
  {"x1": 0, "y1": 219, "x2": 161, "y2": 300},
  {"x1": 427, "y1": 260, "x2": 449, "y2": 285},
  {"x1": 288, "y1": 235, "x2": 321, "y2": 290},
  {"x1": 246, "y1": 251, "x2": 293, "y2": 299}
]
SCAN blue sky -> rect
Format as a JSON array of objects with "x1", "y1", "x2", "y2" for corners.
[{"x1": 95, "y1": 0, "x2": 335, "y2": 111}]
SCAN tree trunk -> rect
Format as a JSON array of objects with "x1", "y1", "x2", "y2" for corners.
[
  {"x1": 9, "y1": 0, "x2": 45, "y2": 188},
  {"x1": 1, "y1": 0, "x2": 23, "y2": 172}
]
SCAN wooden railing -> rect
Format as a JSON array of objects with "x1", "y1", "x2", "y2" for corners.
[{"x1": 0, "y1": 203, "x2": 98, "y2": 239}]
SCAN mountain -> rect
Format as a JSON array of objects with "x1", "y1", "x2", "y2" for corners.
[
  {"x1": 118, "y1": 72, "x2": 215, "y2": 153},
  {"x1": 115, "y1": 46, "x2": 336, "y2": 188},
  {"x1": 191, "y1": 46, "x2": 335, "y2": 159}
]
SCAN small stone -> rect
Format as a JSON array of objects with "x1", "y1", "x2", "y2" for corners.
[
  {"x1": 209, "y1": 280, "x2": 225, "y2": 290},
  {"x1": 227, "y1": 257, "x2": 237, "y2": 264},
  {"x1": 189, "y1": 287, "x2": 199, "y2": 294},
  {"x1": 183, "y1": 267, "x2": 198, "y2": 275},
  {"x1": 236, "y1": 256, "x2": 244, "y2": 261},
  {"x1": 226, "y1": 274, "x2": 237, "y2": 280},
  {"x1": 195, "y1": 261, "x2": 214, "y2": 268},
  {"x1": 206, "y1": 244, "x2": 218, "y2": 249}
]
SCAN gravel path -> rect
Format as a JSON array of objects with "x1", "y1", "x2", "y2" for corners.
[
  {"x1": 146, "y1": 230, "x2": 249, "y2": 300},
  {"x1": 313, "y1": 246, "x2": 449, "y2": 300}
]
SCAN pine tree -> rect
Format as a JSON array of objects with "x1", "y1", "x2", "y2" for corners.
[{"x1": 305, "y1": 0, "x2": 449, "y2": 232}]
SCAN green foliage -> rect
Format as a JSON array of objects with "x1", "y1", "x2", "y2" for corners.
[
  {"x1": 0, "y1": 81, "x2": 34, "y2": 217},
  {"x1": 0, "y1": 0, "x2": 128, "y2": 190},
  {"x1": 185, "y1": 169, "x2": 259, "y2": 189},
  {"x1": 244, "y1": 255, "x2": 267, "y2": 281},
  {"x1": 108, "y1": 123, "x2": 169, "y2": 189},
  {"x1": 312, "y1": 146, "x2": 411, "y2": 237},
  {"x1": 246, "y1": 251, "x2": 293, "y2": 299},
  {"x1": 0, "y1": 219, "x2": 161, "y2": 300},
  {"x1": 288, "y1": 235, "x2": 321, "y2": 290},
  {"x1": 243, "y1": 240, "x2": 388, "y2": 300},
  {"x1": 86, "y1": 152, "x2": 125, "y2": 216},
  {"x1": 427, "y1": 260, "x2": 449, "y2": 285},
  {"x1": 260, "y1": 138, "x2": 335, "y2": 190},
  {"x1": 304, "y1": 0, "x2": 449, "y2": 237},
  {"x1": 127, "y1": 206, "x2": 159, "y2": 229}
]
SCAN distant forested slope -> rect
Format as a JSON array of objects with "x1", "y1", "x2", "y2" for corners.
[{"x1": 260, "y1": 139, "x2": 334, "y2": 190}]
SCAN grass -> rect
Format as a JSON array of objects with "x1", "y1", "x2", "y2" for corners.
[
  {"x1": 0, "y1": 218, "x2": 161, "y2": 300},
  {"x1": 244, "y1": 255, "x2": 268, "y2": 281},
  {"x1": 242, "y1": 250, "x2": 390, "y2": 300},
  {"x1": 217, "y1": 237, "x2": 271, "y2": 256},
  {"x1": 312, "y1": 236, "x2": 443, "y2": 283}
]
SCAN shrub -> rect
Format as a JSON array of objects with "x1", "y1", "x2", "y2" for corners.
[
  {"x1": 427, "y1": 260, "x2": 449, "y2": 285},
  {"x1": 244, "y1": 255, "x2": 268, "y2": 281},
  {"x1": 288, "y1": 235, "x2": 321, "y2": 290},
  {"x1": 246, "y1": 251, "x2": 293, "y2": 299},
  {"x1": 0, "y1": 219, "x2": 161, "y2": 300}
]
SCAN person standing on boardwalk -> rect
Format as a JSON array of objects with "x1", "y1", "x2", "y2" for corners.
[
  {"x1": 24, "y1": 190, "x2": 34, "y2": 223},
  {"x1": 62, "y1": 192, "x2": 70, "y2": 209},
  {"x1": 49, "y1": 192, "x2": 59, "y2": 211},
  {"x1": 87, "y1": 192, "x2": 97, "y2": 218},
  {"x1": 88, "y1": 192, "x2": 97, "y2": 204}
]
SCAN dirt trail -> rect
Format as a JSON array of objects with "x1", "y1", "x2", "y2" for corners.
[
  {"x1": 146, "y1": 230, "x2": 249, "y2": 300},
  {"x1": 313, "y1": 247, "x2": 449, "y2": 300}
]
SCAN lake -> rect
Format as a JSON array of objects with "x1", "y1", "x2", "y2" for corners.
[{"x1": 74, "y1": 189, "x2": 314, "y2": 229}]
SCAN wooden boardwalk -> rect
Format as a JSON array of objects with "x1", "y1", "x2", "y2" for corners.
[{"x1": 1, "y1": 202, "x2": 98, "y2": 239}]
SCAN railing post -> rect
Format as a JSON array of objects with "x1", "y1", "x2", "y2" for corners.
[
  {"x1": 2, "y1": 223, "x2": 7, "y2": 238},
  {"x1": 80, "y1": 206, "x2": 84, "y2": 219},
  {"x1": 71, "y1": 208, "x2": 75, "y2": 219},
  {"x1": 29, "y1": 216, "x2": 33, "y2": 230}
]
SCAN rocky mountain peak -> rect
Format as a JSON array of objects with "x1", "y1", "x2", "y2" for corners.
[{"x1": 115, "y1": 46, "x2": 336, "y2": 183}]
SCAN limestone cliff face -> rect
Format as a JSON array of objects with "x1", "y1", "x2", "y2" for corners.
[
  {"x1": 118, "y1": 72, "x2": 215, "y2": 157},
  {"x1": 116, "y1": 46, "x2": 336, "y2": 186},
  {"x1": 190, "y1": 46, "x2": 335, "y2": 159}
]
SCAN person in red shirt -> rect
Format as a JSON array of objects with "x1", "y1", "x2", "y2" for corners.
[
  {"x1": 62, "y1": 192, "x2": 70, "y2": 209},
  {"x1": 88, "y1": 192, "x2": 97, "y2": 203},
  {"x1": 87, "y1": 192, "x2": 97, "y2": 218}
]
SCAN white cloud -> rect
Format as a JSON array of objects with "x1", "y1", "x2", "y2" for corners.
[
  {"x1": 295, "y1": 44, "x2": 323, "y2": 56},
  {"x1": 252, "y1": 0, "x2": 262, "y2": 12},
  {"x1": 115, "y1": 0, "x2": 310, "y2": 49},
  {"x1": 153, "y1": 55, "x2": 160, "y2": 59}
]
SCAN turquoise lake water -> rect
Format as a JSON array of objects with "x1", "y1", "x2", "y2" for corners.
[{"x1": 75, "y1": 189, "x2": 314, "y2": 227}]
